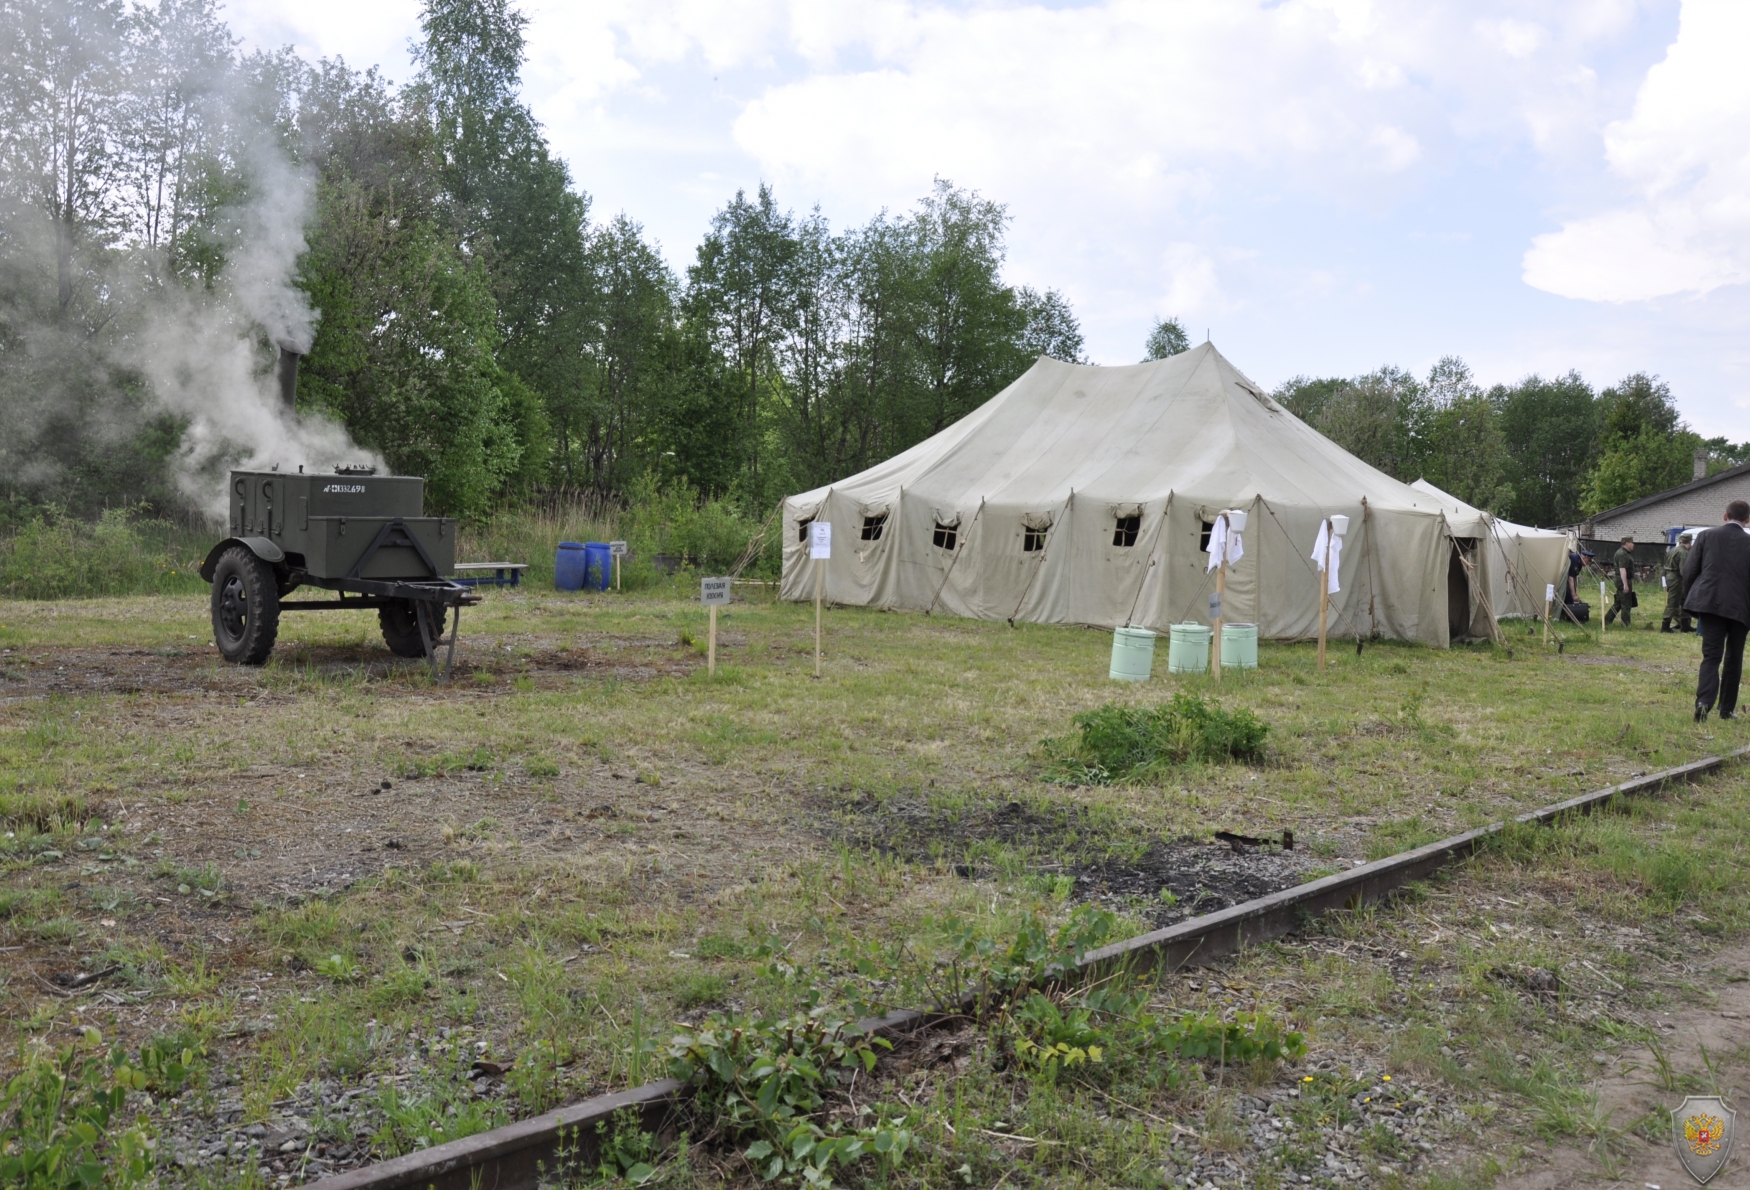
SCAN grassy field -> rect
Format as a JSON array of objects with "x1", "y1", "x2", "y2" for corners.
[{"x1": 0, "y1": 585, "x2": 1746, "y2": 1189}]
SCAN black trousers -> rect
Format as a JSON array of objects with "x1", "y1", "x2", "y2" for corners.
[{"x1": 1696, "y1": 613, "x2": 1749, "y2": 716}]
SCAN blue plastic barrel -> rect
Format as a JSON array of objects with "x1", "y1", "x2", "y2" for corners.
[
  {"x1": 584, "y1": 542, "x2": 613, "y2": 591},
  {"x1": 555, "y1": 541, "x2": 587, "y2": 590}
]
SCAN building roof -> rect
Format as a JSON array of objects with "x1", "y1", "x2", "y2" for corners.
[{"x1": 1587, "y1": 460, "x2": 1750, "y2": 524}]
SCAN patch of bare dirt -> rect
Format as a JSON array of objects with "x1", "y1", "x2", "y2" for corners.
[
  {"x1": 0, "y1": 635, "x2": 699, "y2": 704},
  {"x1": 1495, "y1": 939, "x2": 1750, "y2": 1190}
]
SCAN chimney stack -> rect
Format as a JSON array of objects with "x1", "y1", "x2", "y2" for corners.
[
  {"x1": 275, "y1": 345, "x2": 302, "y2": 414},
  {"x1": 1695, "y1": 448, "x2": 1709, "y2": 481}
]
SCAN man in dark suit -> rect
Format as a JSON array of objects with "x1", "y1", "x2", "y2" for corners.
[{"x1": 1683, "y1": 499, "x2": 1750, "y2": 722}]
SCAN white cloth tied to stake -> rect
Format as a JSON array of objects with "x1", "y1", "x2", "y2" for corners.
[
  {"x1": 1311, "y1": 520, "x2": 1343, "y2": 594},
  {"x1": 1205, "y1": 517, "x2": 1244, "y2": 572}
]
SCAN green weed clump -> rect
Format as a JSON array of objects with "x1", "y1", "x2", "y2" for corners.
[
  {"x1": 0, "y1": 507, "x2": 206, "y2": 600},
  {"x1": 1007, "y1": 988, "x2": 1304, "y2": 1082},
  {"x1": 1046, "y1": 692, "x2": 1268, "y2": 783},
  {"x1": 0, "y1": 1029, "x2": 168, "y2": 1189}
]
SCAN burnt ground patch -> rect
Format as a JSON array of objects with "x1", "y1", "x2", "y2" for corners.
[
  {"x1": 1057, "y1": 839, "x2": 1319, "y2": 927},
  {"x1": 824, "y1": 790, "x2": 1321, "y2": 926}
]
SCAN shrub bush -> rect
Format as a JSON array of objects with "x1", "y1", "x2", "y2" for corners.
[
  {"x1": 1045, "y1": 692, "x2": 1268, "y2": 783},
  {"x1": 0, "y1": 506, "x2": 208, "y2": 600}
]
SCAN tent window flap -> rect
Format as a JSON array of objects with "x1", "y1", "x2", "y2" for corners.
[
  {"x1": 1023, "y1": 529, "x2": 1047, "y2": 552},
  {"x1": 860, "y1": 513, "x2": 887, "y2": 541},
  {"x1": 796, "y1": 518, "x2": 813, "y2": 543},
  {"x1": 933, "y1": 523, "x2": 958, "y2": 551},
  {"x1": 1113, "y1": 515, "x2": 1141, "y2": 547}
]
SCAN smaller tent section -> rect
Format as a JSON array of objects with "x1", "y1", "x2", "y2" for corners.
[
  {"x1": 1409, "y1": 480, "x2": 1573, "y2": 633},
  {"x1": 781, "y1": 345, "x2": 1526, "y2": 647}
]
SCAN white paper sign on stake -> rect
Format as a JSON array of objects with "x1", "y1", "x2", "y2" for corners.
[
  {"x1": 700, "y1": 577, "x2": 731, "y2": 606},
  {"x1": 609, "y1": 540, "x2": 627, "y2": 556},
  {"x1": 809, "y1": 521, "x2": 832, "y2": 560},
  {"x1": 1546, "y1": 583, "x2": 1555, "y2": 602}
]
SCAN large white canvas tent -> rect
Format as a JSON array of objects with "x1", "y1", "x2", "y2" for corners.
[
  {"x1": 780, "y1": 344, "x2": 1548, "y2": 647},
  {"x1": 1408, "y1": 479, "x2": 1573, "y2": 627}
]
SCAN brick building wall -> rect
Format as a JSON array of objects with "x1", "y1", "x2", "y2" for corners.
[{"x1": 1585, "y1": 465, "x2": 1750, "y2": 544}]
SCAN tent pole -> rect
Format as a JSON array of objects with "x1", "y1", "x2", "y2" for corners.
[
  {"x1": 1212, "y1": 513, "x2": 1226, "y2": 680},
  {"x1": 1318, "y1": 522, "x2": 1330, "y2": 671}
]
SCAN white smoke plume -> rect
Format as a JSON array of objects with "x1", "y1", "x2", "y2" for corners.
[{"x1": 137, "y1": 146, "x2": 383, "y2": 520}]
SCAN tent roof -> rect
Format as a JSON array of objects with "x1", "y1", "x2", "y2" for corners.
[{"x1": 790, "y1": 344, "x2": 1469, "y2": 522}]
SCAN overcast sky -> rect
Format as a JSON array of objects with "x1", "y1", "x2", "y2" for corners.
[{"x1": 226, "y1": 0, "x2": 1750, "y2": 437}]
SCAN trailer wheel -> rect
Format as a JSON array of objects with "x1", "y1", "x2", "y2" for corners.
[
  {"x1": 379, "y1": 599, "x2": 430, "y2": 658},
  {"x1": 210, "y1": 546, "x2": 280, "y2": 665}
]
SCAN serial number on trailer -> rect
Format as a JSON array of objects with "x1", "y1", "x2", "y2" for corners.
[{"x1": 322, "y1": 484, "x2": 367, "y2": 493}]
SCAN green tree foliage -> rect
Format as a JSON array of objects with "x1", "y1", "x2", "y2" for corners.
[
  {"x1": 682, "y1": 178, "x2": 1082, "y2": 500},
  {"x1": 1580, "y1": 373, "x2": 1701, "y2": 515},
  {"x1": 1269, "y1": 375, "x2": 1348, "y2": 425},
  {"x1": 1701, "y1": 436, "x2": 1750, "y2": 472},
  {"x1": 1418, "y1": 357, "x2": 1514, "y2": 513},
  {"x1": 1142, "y1": 316, "x2": 1189, "y2": 360},
  {"x1": 1307, "y1": 365, "x2": 1428, "y2": 483},
  {"x1": 0, "y1": 0, "x2": 1082, "y2": 527},
  {"x1": 1273, "y1": 359, "x2": 1715, "y2": 525},
  {"x1": 1495, "y1": 371, "x2": 1600, "y2": 526}
]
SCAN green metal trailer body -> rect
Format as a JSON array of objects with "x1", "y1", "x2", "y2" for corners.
[{"x1": 227, "y1": 470, "x2": 453, "y2": 580}]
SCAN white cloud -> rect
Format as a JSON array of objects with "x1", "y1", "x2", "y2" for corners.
[
  {"x1": 1156, "y1": 243, "x2": 1237, "y2": 321},
  {"x1": 1524, "y1": 0, "x2": 1750, "y2": 301}
]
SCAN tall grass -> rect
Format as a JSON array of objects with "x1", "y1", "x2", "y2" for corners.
[
  {"x1": 458, "y1": 480, "x2": 778, "y2": 588},
  {"x1": 0, "y1": 482, "x2": 780, "y2": 600},
  {"x1": 0, "y1": 507, "x2": 209, "y2": 600}
]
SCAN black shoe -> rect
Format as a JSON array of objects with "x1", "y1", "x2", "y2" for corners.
[
  {"x1": 1661, "y1": 621, "x2": 1672, "y2": 633},
  {"x1": 1724, "y1": 710, "x2": 1737, "y2": 721},
  {"x1": 1696, "y1": 701, "x2": 1710, "y2": 723}
]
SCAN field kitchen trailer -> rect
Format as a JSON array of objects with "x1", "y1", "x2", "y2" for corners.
[{"x1": 199, "y1": 465, "x2": 482, "y2": 678}]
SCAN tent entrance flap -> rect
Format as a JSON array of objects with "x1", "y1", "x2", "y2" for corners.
[{"x1": 1448, "y1": 538, "x2": 1477, "y2": 640}]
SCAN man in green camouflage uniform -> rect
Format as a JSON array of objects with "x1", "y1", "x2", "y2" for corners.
[
  {"x1": 1662, "y1": 532, "x2": 1693, "y2": 633},
  {"x1": 1604, "y1": 536, "x2": 1637, "y2": 627}
]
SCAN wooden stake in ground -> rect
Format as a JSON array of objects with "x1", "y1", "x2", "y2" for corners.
[
  {"x1": 610, "y1": 540, "x2": 626, "y2": 591},
  {"x1": 1212, "y1": 522, "x2": 1227, "y2": 681},
  {"x1": 1315, "y1": 514, "x2": 1347, "y2": 671},
  {"x1": 808, "y1": 521, "x2": 832, "y2": 678},
  {"x1": 1208, "y1": 508, "x2": 1248, "y2": 680},
  {"x1": 1599, "y1": 580, "x2": 1608, "y2": 639},
  {"x1": 1543, "y1": 582, "x2": 1553, "y2": 645},
  {"x1": 1318, "y1": 524, "x2": 1334, "y2": 671},
  {"x1": 701, "y1": 576, "x2": 730, "y2": 677}
]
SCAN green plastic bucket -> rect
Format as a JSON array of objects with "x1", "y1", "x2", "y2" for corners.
[
  {"x1": 1108, "y1": 626, "x2": 1157, "y2": 682},
  {"x1": 1221, "y1": 622, "x2": 1259, "y2": 669},
  {"x1": 1167, "y1": 623, "x2": 1212, "y2": 674}
]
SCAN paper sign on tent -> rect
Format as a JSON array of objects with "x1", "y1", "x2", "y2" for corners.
[{"x1": 809, "y1": 522, "x2": 832, "y2": 560}]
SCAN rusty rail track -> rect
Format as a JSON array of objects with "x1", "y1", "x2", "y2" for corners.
[{"x1": 310, "y1": 745, "x2": 1750, "y2": 1190}]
